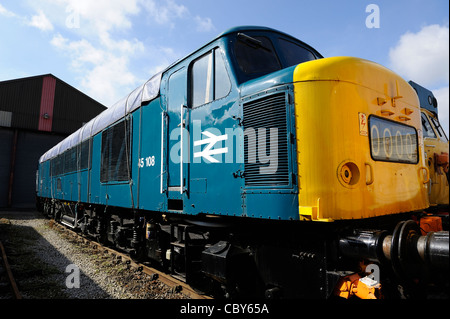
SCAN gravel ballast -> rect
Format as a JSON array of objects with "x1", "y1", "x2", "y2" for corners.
[{"x1": 0, "y1": 210, "x2": 185, "y2": 299}]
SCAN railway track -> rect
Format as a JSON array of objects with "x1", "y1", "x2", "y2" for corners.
[
  {"x1": 49, "y1": 220, "x2": 212, "y2": 300},
  {"x1": 0, "y1": 241, "x2": 22, "y2": 299}
]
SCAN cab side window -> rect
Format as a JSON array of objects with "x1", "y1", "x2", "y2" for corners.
[
  {"x1": 191, "y1": 48, "x2": 231, "y2": 108},
  {"x1": 421, "y1": 113, "x2": 437, "y2": 138},
  {"x1": 430, "y1": 116, "x2": 448, "y2": 142}
]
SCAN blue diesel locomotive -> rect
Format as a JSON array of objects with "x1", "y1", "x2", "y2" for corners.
[{"x1": 36, "y1": 26, "x2": 449, "y2": 299}]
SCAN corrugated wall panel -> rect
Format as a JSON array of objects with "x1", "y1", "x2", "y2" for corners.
[
  {"x1": 0, "y1": 76, "x2": 42, "y2": 130},
  {"x1": 0, "y1": 128, "x2": 13, "y2": 207},
  {"x1": 11, "y1": 131, "x2": 65, "y2": 208},
  {"x1": 52, "y1": 79, "x2": 106, "y2": 135},
  {"x1": 38, "y1": 76, "x2": 56, "y2": 132}
]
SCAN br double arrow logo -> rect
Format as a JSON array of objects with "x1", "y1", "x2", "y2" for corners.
[{"x1": 194, "y1": 131, "x2": 228, "y2": 163}]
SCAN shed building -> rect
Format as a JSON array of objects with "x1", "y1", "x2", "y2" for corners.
[{"x1": 0, "y1": 74, "x2": 106, "y2": 208}]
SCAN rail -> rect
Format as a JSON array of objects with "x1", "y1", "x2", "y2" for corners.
[
  {"x1": 0, "y1": 241, "x2": 22, "y2": 299},
  {"x1": 50, "y1": 221, "x2": 212, "y2": 300}
]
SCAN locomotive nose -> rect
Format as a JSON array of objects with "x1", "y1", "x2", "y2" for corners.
[{"x1": 293, "y1": 57, "x2": 429, "y2": 221}]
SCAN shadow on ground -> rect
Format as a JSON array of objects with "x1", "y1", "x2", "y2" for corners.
[{"x1": 0, "y1": 209, "x2": 112, "y2": 299}]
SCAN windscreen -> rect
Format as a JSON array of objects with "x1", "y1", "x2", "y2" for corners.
[{"x1": 369, "y1": 116, "x2": 418, "y2": 164}]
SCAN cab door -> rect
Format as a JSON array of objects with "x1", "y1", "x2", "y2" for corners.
[{"x1": 166, "y1": 67, "x2": 188, "y2": 206}]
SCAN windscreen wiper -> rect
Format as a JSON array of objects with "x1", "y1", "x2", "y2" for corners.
[{"x1": 237, "y1": 33, "x2": 271, "y2": 51}]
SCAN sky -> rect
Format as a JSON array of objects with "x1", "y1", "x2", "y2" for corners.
[{"x1": 1, "y1": 0, "x2": 449, "y2": 135}]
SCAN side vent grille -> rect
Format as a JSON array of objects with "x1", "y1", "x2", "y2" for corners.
[{"x1": 243, "y1": 92, "x2": 289, "y2": 186}]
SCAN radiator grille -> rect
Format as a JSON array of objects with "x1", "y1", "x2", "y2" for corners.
[{"x1": 243, "y1": 92, "x2": 289, "y2": 186}]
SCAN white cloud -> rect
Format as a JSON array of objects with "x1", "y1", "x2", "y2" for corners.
[
  {"x1": 0, "y1": 3, "x2": 16, "y2": 17},
  {"x1": 101, "y1": 33, "x2": 145, "y2": 55},
  {"x1": 45, "y1": 0, "x2": 214, "y2": 106},
  {"x1": 80, "y1": 56, "x2": 138, "y2": 104},
  {"x1": 44, "y1": 1, "x2": 148, "y2": 105},
  {"x1": 389, "y1": 24, "x2": 449, "y2": 137},
  {"x1": 1, "y1": 4, "x2": 53, "y2": 31},
  {"x1": 46, "y1": 0, "x2": 140, "y2": 33},
  {"x1": 389, "y1": 24, "x2": 449, "y2": 87},
  {"x1": 9, "y1": 0, "x2": 213, "y2": 106},
  {"x1": 51, "y1": 33, "x2": 143, "y2": 106},
  {"x1": 28, "y1": 9, "x2": 54, "y2": 31},
  {"x1": 141, "y1": 0, "x2": 214, "y2": 31},
  {"x1": 195, "y1": 16, "x2": 215, "y2": 33},
  {"x1": 51, "y1": 34, "x2": 104, "y2": 66},
  {"x1": 141, "y1": 0, "x2": 188, "y2": 28}
]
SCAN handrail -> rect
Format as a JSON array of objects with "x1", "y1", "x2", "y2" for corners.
[{"x1": 180, "y1": 104, "x2": 184, "y2": 194}]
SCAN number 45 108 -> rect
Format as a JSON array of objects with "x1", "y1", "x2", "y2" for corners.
[{"x1": 138, "y1": 156, "x2": 155, "y2": 168}]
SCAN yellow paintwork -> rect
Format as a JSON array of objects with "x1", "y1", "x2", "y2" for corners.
[
  {"x1": 293, "y1": 57, "x2": 429, "y2": 221},
  {"x1": 421, "y1": 110, "x2": 449, "y2": 206}
]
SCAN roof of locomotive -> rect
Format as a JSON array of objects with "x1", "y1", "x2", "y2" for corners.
[{"x1": 218, "y1": 26, "x2": 309, "y2": 43}]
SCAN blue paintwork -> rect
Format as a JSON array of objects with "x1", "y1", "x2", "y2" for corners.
[
  {"x1": 78, "y1": 167, "x2": 89, "y2": 203},
  {"x1": 37, "y1": 161, "x2": 51, "y2": 198},
  {"x1": 137, "y1": 98, "x2": 167, "y2": 211},
  {"x1": 89, "y1": 135, "x2": 104, "y2": 205},
  {"x1": 37, "y1": 26, "x2": 312, "y2": 221}
]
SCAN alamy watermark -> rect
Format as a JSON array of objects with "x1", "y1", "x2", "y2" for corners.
[
  {"x1": 65, "y1": 5, "x2": 80, "y2": 29},
  {"x1": 366, "y1": 4, "x2": 380, "y2": 29},
  {"x1": 161, "y1": 120, "x2": 280, "y2": 174},
  {"x1": 65, "y1": 264, "x2": 80, "y2": 288},
  {"x1": 366, "y1": 263, "x2": 380, "y2": 283}
]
